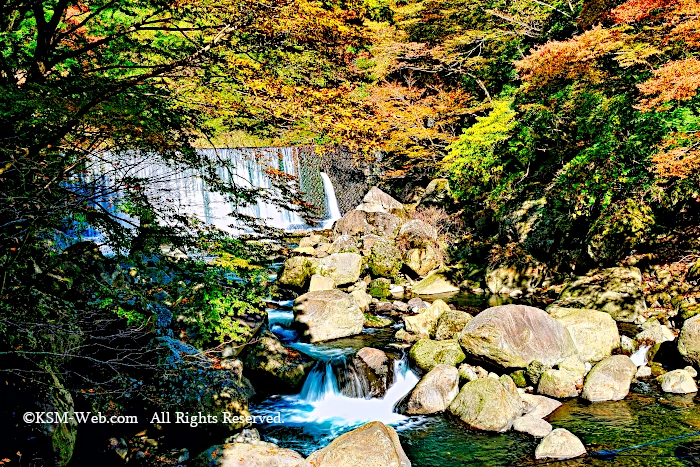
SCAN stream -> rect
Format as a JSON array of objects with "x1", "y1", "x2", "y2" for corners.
[{"x1": 253, "y1": 298, "x2": 700, "y2": 467}]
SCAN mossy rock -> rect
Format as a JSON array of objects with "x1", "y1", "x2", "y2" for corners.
[
  {"x1": 510, "y1": 370, "x2": 528, "y2": 388},
  {"x1": 364, "y1": 313, "x2": 394, "y2": 328},
  {"x1": 368, "y1": 238, "x2": 403, "y2": 279},
  {"x1": 369, "y1": 278, "x2": 392, "y2": 299},
  {"x1": 409, "y1": 339, "x2": 466, "y2": 372}
]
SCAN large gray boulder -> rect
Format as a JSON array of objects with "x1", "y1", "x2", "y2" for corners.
[
  {"x1": 293, "y1": 290, "x2": 364, "y2": 343},
  {"x1": 404, "y1": 364, "x2": 459, "y2": 414},
  {"x1": 355, "y1": 187, "x2": 405, "y2": 215},
  {"x1": 302, "y1": 421, "x2": 411, "y2": 467},
  {"x1": 552, "y1": 267, "x2": 647, "y2": 323},
  {"x1": 316, "y1": 253, "x2": 363, "y2": 286},
  {"x1": 678, "y1": 314, "x2": 700, "y2": 367},
  {"x1": 458, "y1": 305, "x2": 577, "y2": 370},
  {"x1": 548, "y1": 306, "x2": 620, "y2": 363},
  {"x1": 448, "y1": 377, "x2": 524, "y2": 432},
  {"x1": 581, "y1": 355, "x2": 636, "y2": 402},
  {"x1": 409, "y1": 339, "x2": 466, "y2": 372},
  {"x1": 195, "y1": 441, "x2": 304, "y2": 467},
  {"x1": 368, "y1": 238, "x2": 403, "y2": 279},
  {"x1": 535, "y1": 429, "x2": 586, "y2": 460}
]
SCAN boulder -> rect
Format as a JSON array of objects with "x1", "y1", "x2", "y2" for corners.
[
  {"x1": 521, "y1": 393, "x2": 562, "y2": 419},
  {"x1": 658, "y1": 369, "x2": 698, "y2": 394},
  {"x1": 678, "y1": 314, "x2": 700, "y2": 367},
  {"x1": 409, "y1": 339, "x2": 466, "y2": 372},
  {"x1": 403, "y1": 300, "x2": 450, "y2": 337},
  {"x1": 411, "y1": 271, "x2": 460, "y2": 295},
  {"x1": 417, "y1": 178, "x2": 453, "y2": 208},
  {"x1": 548, "y1": 306, "x2": 620, "y2": 363},
  {"x1": 355, "y1": 187, "x2": 405, "y2": 215},
  {"x1": 353, "y1": 348, "x2": 395, "y2": 398},
  {"x1": 242, "y1": 331, "x2": 315, "y2": 393},
  {"x1": 302, "y1": 421, "x2": 410, "y2": 467},
  {"x1": 534, "y1": 429, "x2": 586, "y2": 460},
  {"x1": 398, "y1": 220, "x2": 438, "y2": 249},
  {"x1": 350, "y1": 289, "x2": 372, "y2": 312},
  {"x1": 552, "y1": 267, "x2": 647, "y2": 323},
  {"x1": 361, "y1": 234, "x2": 383, "y2": 255},
  {"x1": 404, "y1": 246, "x2": 442, "y2": 277},
  {"x1": 293, "y1": 290, "x2": 364, "y2": 343},
  {"x1": 293, "y1": 246, "x2": 316, "y2": 256},
  {"x1": 448, "y1": 377, "x2": 524, "y2": 432},
  {"x1": 635, "y1": 320, "x2": 674, "y2": 346},
  {"x1": 485, "y1": 263, "x2": 548, "y2": 294},
  {"x1": 458, "y1": 363, "x2": 488, "y2": 383},
  {"x1": 334, "y1": 210, "x2": 372, "y2": 236},
  {"x1": 458, "y1": 305, "x2": 577, "y2": 370},
  {"x1": 537, "y1": 369, "x2": 581, "y2": 399},
  {"x1": 316, "y1": 253, "x2": 363, "y2": 286},
  {"x1": 278, "y1": 256, "x2": 316, "y2": 288},
  {"x1": 368, "y1": 238, "x2": 403, "y2": 279},
  {"x1": 581, "y1": 355, "x2": 636, "y2": 402},
  {"x1": 434, "y1": 309, "x2": 473, "y2": 341},
  {"x1": 309, "y1": 274, "x2": 334, "y2": 292},
  {"x1": 407, "y1": 297, "x2": 430, "y2": 313},
  {"x1": 370, "y1": 212, "x2": 402, "y2": 238},
  {"x1": 327, "y1": 235, "x2": 360, "y2": 254},
  {"x1": 195, "y1": 441, "x2": 304, "y2": 467},
  {"x1": 404, "y1": 364, "x2": 459, "y2": 414},
  {"x1": 513, "y1": 414, "x2": 552, "y2": 438}
]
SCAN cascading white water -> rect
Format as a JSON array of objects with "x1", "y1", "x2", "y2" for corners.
[
  {"x1": 630, "y1": 345, "x2": 651, "y2": 367},
  {"x1": 74, "y1": 148, "x2": 345, "y2": 240},
  {"x1": 320, "y1": 172, "x2": 342, "y2": 229}
]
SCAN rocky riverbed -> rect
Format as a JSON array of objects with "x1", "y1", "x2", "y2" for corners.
[{"x1": 187, "y1": 186, "x2": 700, "y2": 466}]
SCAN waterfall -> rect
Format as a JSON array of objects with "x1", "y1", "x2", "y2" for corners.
[
  {"x1": 70, "y1": 147, "x2": 345, "y2": 244},
  {"x1": 320, "y1": 172, "x2": 342, "y2": 229},
  {"x1": 630, "y1": 345, "x2": 651, "y2": 367}
]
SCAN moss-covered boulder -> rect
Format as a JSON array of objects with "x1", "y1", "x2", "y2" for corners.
[
  {"x1": 409, "y1": 339, "x2": 465, "y2": 372},
  {"x1": 434, "y1": 309, "x2": 473, "y2": 341},
  {"x1": 278, "y1": 256, "x2": 317, "y2": 288},
  {"x1": 448, "y1": 376, "x2": 524, "y2": 432},
  {"x1": 368, "y1": 238, "x2": 403, "y2": 279},
  {"x1": 316, "y1": 253, "x2": 363, "y2": 286},
  {"x1": 548, "y1": 306, "x2": 620, "y2": 363},
  {"x1": 369, "y1": 278, "x2": 392, "y2": 299}
]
